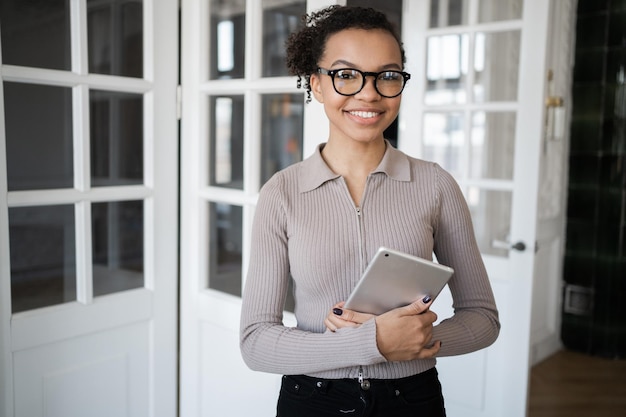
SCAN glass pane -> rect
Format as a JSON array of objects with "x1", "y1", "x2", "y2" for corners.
[
  {"x1": 478, "y1": 0, "x2": 523, "y2": 23},
  {"x1": 260, "y1": 94, "x2": 304, "y2": 184},
  {"x1": 346, "y1": 0, "x2": 403, "y2": 35},
  {"x1": 9, "y1": 205, "x2": 76, "y2": 313},
  {"x1": 474, "y1": 31, "x2": 521, "y2": 102},
  {"x1": 208, "y1": 202, "x2": 242, "y2": 297},
  {"x1": 4, "y1": 82, "x2": 73, "y2": 191},
  {"x1": 87, "y1": 0, "x2": 143, "y2": 78},
  {"x1": 425, "y1": 34, "x2": 469, "y2": 105},
  {"x1": 422, "y1": 112, "x2": 465, "y2": 179},
  {"x1": 209, "y1": 0, "x2": 245, "y2": 80},
  {"x1": 92, "y1": 200, "x2": 144, "y2": 296},
  {"x1": 0, "y1": 0, "x2": 71, "y2": 70},
  {"x1": 90, "y1": 90, "x2": 143, "y2": 186},
  {"x1": 430, "y1": 0, "x2": 469, "y2": 28},
  {"x1": 470, "y1": 111, "x2": 516, "y2": 180},
  {"x1": 209, "y1": 95, "x2": 244, "y2": 189},
  {"x1": 466, "y1": 188, "x2": 512, "y2": 257},
  {"x1": 262, "y1": 0, "x2": 305, "y2": 77}
]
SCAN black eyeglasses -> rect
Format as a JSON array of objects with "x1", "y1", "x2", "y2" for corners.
[{"x1": 317, "y1": 68, "x2": 411, "y2": 98}]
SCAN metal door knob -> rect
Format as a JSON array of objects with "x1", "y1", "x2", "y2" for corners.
[
  {"x1": 491, "y1": 239, "x2": 527, "y2": 252},
  {"x1": 510, "y1": 241, "x2": 526, "y2": 251}
]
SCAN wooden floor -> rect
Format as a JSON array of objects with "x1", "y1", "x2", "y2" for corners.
[{"x1": 528, "y1": 349, "x2": 626, "y2": 417}]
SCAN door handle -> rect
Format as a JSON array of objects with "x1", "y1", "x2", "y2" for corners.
[{"x1": 491, "y1": 239, "x2": 527, "y2": 252}]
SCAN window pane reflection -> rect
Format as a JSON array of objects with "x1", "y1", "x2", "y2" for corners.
[
  {"x1": 208, "y1": 203, "x2": 242, "y2": 297},
  {"x1": 0, "y1": 0, "x2": 71, "y2": 70},
  {"x1": 87, "y1": 0, "x2": 143, "y2": 77},
  {"x1": 92, "y1": 200, "x2": 144, "y2": 296},
  {"x1": 262, "y1": 0, "x2": 305, "y2": 77},
  {"x1": 90, "y1": 90, "x2": 144, "y2": 186},
  {"x1": 209, "y1": 0, "x2": 245, "y2": 79},
  {"x1": 429, "y1": 0, "x2": 468, "y2": 28},
  {"x1": 425, "y1": 34, "x2": 469, "y2": 105},
  {"x1": 4, "y1": 82, "x2": 73, "y2": 191},
  {"x1": 422, "y1": 112, "x2": 465, "y2": 178},
  {"x1": 474, "y1": 31, "x2": 521, "y2": 102},
  {"x1": 466, "y1": 188, "x2": 512, "y2": 257},
  {"x1": 9, "y1": 205, "x2": 76, "y2": 313},
  {"x1": 210, "y1": 95, "x2": 244, "y2": 189},
  {"x1": 261, "y1": 94, "x2": 304, "y2": 184},
  {"x1": 479, "y1": 0, "x2": 523, "y2": 23},
  {"x1": 470, "y1": 112, "x2": 516, "y2": 180}
]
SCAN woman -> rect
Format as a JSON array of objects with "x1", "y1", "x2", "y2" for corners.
[{"x1": 240, "y1": 5, "x2": 500, "y2": 416}]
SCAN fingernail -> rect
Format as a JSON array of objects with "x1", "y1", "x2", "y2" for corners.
[
  {"x1": 422, "y1": 295, "x2": 432, "y2": 303},
  {"x1": 333, "y1": 308, "x2": 343, "y2": 316}
]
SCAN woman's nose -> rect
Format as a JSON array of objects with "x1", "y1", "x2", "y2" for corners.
[{"x1": 355, "y1": 76, "x2": 381, "y2": 100}]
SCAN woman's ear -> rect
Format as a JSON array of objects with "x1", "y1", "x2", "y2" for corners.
[{"x1": 310, "y1": 73, "x2": 324, "y2": 103}]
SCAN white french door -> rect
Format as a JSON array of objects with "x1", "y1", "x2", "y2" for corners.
[
  {"x1": 0, "y1": 1, "x2": 179, "y2": 416},
  {"x1": 179, "y1": 0, "x2": 318, "y2": 415},
  {"x1": 399, "y1": 1, "x2": 573, "y2": 416},
  {"x1": 180, "y1": 1, "x2": 573, "y2": 417}
]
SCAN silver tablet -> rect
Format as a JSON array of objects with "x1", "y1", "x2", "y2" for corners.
[{"x1": 344, "y1": 247, "x2": 454, "y2": 315}]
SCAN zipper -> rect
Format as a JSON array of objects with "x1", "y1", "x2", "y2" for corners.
[
  {"x1": 355, "y1": 209, "x2": 368, "y2": 390},
  {"x1": 358, "y1": 365, "x2": 371, "y2": 390},
  {"x1": 345, "y1": 178, "x2": 370, "y2": 389},
  {"x1": 354, "y1": 205, "x2": 367, "y2": 291}
]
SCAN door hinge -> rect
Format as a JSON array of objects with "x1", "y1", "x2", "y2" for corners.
[{"x1": 176, "y1": 84, "x2": 182, "y2": 120}]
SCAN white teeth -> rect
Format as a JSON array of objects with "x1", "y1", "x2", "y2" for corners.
[{"x1": 349, "y1": 111, "x2": 378, "y2": 119}]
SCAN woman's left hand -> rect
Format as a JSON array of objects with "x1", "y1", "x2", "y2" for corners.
[{"x1": 324, "y1": 302, "x2": 376, "y2": 332}]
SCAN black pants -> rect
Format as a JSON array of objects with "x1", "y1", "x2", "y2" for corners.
[{"x1": 276, "y1": 367, "x2": 446, "y2": 417}]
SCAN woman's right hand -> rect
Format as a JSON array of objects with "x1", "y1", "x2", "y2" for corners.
[{"x1": 375, "y1": 296, "x2": 441, "y2": 361}]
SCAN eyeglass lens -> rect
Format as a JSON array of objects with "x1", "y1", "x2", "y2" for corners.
[{"x1": 332, "y1": 69, "x2": 406, "y2": 97}]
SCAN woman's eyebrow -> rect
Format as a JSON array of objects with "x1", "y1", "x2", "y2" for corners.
[
  {"x1": 329, "y1": 59, "x2": 402, "y2": 70},
  {"x1": 329, "y1": 59, "x2": 356, "y2": 67}
]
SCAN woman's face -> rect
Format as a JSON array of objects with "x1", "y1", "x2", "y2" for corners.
[{"x1": 311, "y1": 28, "x2": 404, "y2": 146}]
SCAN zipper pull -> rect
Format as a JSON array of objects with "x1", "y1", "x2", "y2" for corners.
[{"x1": 357, "y1": 366, "x2": 370, "y2": 390}]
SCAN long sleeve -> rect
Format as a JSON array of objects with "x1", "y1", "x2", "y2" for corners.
[{"x1": 430, "y1": 168, "x2": 501, "y2": 355}]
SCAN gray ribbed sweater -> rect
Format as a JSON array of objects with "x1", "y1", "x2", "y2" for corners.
[{"x1": 240, "y1": 143, "x2": 500, "y2": 380}]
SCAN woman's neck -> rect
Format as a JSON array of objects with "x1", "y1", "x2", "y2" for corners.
[
  {"x1": 321, "y1": 138, "x2": 387, "y2": 206},
  {"x1": 321, "y1": 138, "x2": 387, "y2": 177}
]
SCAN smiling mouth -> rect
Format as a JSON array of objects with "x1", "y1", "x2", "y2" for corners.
[{"x1": 348, "y1": 110, "x2": 380, "y2": 119}]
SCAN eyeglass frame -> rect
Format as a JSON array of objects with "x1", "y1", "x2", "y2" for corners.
[{"x1": 316, "y1": 67, "x2": 411, "y2": 98}]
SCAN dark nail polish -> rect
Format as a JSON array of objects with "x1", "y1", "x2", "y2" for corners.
[
  {"x1": 333, "y1": 308, "x2": 343, "y2": 316},
  {"x1": 422, "y1": 295, "x2": 432, "y2": 303}
]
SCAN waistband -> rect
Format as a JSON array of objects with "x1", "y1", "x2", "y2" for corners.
[{"x1": 287, "y1": 367, "x2": 439, "y2": 394}]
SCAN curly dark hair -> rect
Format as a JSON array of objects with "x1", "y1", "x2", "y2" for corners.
[{"x1": 285, "y1": 5, "x2": 406, "y2": 103}]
